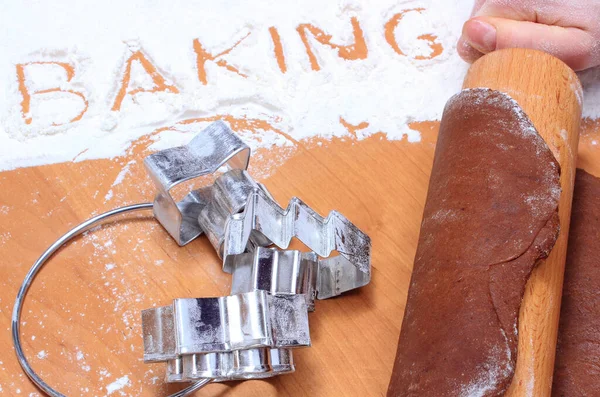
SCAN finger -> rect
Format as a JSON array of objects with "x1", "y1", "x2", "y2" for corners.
[
  {"x1": 457, "y1": 0, "x2": 502, "y2": 64},
  {"x1": 474, "y1": 0, "x2": 598, "y2": 28},
  {"x1": 462, "y1": 16, "x2": 598, "y2": 71},
  {"x1": 457, "y1": 35, "x2": 484, "y2": 63},
  {"x1": 474, "y1": 0, "x2": 533, "y2": 21},
  {"x1": 471, "y1": 0, "x2": 487, "y2": 16}
]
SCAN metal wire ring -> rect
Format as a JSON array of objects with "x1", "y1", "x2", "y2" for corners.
[{"x1": 11, "y1": 203, "x2": 211, "y2": 396}]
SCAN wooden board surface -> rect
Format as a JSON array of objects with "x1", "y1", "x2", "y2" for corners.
[{"x1": 0, "y1": 118, "x2": 599, "y2": 396}]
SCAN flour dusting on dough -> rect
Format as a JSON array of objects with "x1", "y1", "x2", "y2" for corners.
[{"x1": 459, "y1": 340, "x2": 513, "y2": 397}]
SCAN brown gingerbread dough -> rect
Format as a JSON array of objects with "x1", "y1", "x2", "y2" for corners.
[
  {"x1": 387, "y1": 88, "x2": 561, "y2": 397},
  {"x1": 552, "y1": 169, "x2": 600, "y2": 396}
]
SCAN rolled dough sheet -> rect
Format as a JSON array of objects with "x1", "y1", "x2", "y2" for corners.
[
  {"x1": 553, "y1": 169, "x2": 600, "y2": 396},
  {"x1": 388, "y1": 88, "x2": 561, "y2": 397}
]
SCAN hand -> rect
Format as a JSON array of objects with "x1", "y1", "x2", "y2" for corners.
[{"x1": 457, "y1": 0, "x2": 600, "y2": 71}]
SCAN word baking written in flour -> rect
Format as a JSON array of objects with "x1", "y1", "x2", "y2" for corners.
[{"x1": 15, "y1": 8, "x2": 444, "y2": 129}]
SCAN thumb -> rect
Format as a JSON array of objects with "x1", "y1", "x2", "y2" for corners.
[{"x1": 462, "y1": 16, "x2": 597, "y2": 71}]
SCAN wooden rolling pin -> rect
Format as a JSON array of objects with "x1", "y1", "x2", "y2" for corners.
[{"x1": 463, "y1": 49, "x2": 582, "y2": 396}]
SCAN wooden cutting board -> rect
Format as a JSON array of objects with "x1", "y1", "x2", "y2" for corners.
[{"x1": 0, "y1": 117, "x2": 599, "y2": 396}]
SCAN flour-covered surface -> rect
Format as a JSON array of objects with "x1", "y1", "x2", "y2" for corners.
[
  {"x1": 1, "y1": 1, "x2": 600, "y2": 397},
  {"x1": 3, "y1": 0, "x2": 599, "y2": 174},
  {"x1": 0, "y1": 0, "x2": 478, "y2": 172}
]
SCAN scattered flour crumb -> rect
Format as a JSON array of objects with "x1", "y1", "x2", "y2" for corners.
[
  {"x1": 104, "y1": 161, "x2": 136, "y2": 202},
  {"x1": 36, "y1": 350, "x2": 47, "y2": 359},
  {"x1": 104, "y1": 190, "x2": 114, "y2": 202},
  {"x1": 112, "y1": 160, "x2": 135, "y2": 186},
  {"x1": 105, "y1": 263, "x2": 116, "y2": 271},
  {"x1": 99, "y1": 368, "x2": 112, "y2": 381},
  {"x1": 106, "y1": 375, "x2": 130, "y2": 395}
]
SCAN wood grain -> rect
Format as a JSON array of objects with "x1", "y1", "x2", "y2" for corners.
[
  {"x1": 464, "y1": 49, "x2": 582, "y2": 397},
  {"x1": 0, "y1": 92, "x2": 597, "y2": 395},
  {"x1": 0, "y1": 124, "x2": 438, "y2": 396}
]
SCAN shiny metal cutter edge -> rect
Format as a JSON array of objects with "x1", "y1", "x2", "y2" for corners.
[
  {"x1": 224, "y1": 187, "x2": 372, "y2": 299},
  {"x1": 144, "y1": 120, "x2": 250, "y2": 246},
  {"x1": 165, "y1": 348, "x2": 294, "y2": 382},
  {"x1": 229, "y1": 247, "x2": 318, "y2": 311},
  {"x1": 195, "y1": 168, "x2": 372, "y2": 300},
  {"x1": 160, "y1": 246, "x2": 314, "y2": 384},
  {"x1": 142, "y1": 290, "x2": 310, "y2": 362}
]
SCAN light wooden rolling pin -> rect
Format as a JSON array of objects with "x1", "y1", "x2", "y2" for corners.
[{"x1": 464, "y1": 49, "x2": 582, "y2": 396}]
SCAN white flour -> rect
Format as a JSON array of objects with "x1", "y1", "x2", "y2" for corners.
[
  {"x1": 105, "y1": 375, "x2": 130, "y2": 395},
  {"x1": 0, "y1": 0, "x2": 479, "y2": 171},
  {"x1": 1, "y1": 1, "x2": 599, "y2": 173}
]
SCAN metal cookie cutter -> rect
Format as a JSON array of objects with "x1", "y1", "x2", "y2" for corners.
[
  {"x1": 165, "y1": 348, "x2": 295, "y2": 382},
  {"x1": 145, "y1": 120, "x2": 250, "y2": 246},
  {"x1": 161, "y1": 247, "x2": 316, "y2": 383},
  {"x1": 224, "y1": 190, "x2": 371, "y2": 298},
  {"x1": 142, "y1": 290, "x2": 310, "y2": 362},
  {"x1": 230, "y1": 247, "x2": 318, "y2": 311},
  {"x1": 157, "y1": 242, "x2": 369, "y2": 384},
  {"x1": 194, "y1": 168, "x2": 372, "y2": 299}
]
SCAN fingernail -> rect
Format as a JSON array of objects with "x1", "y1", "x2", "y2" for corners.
[
  {"x1": 457, "y1": 35, "x2": 484, "y2": 63},
  {"x1": 464, "y1": 19, "x2": 497, "y2": 53}
]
